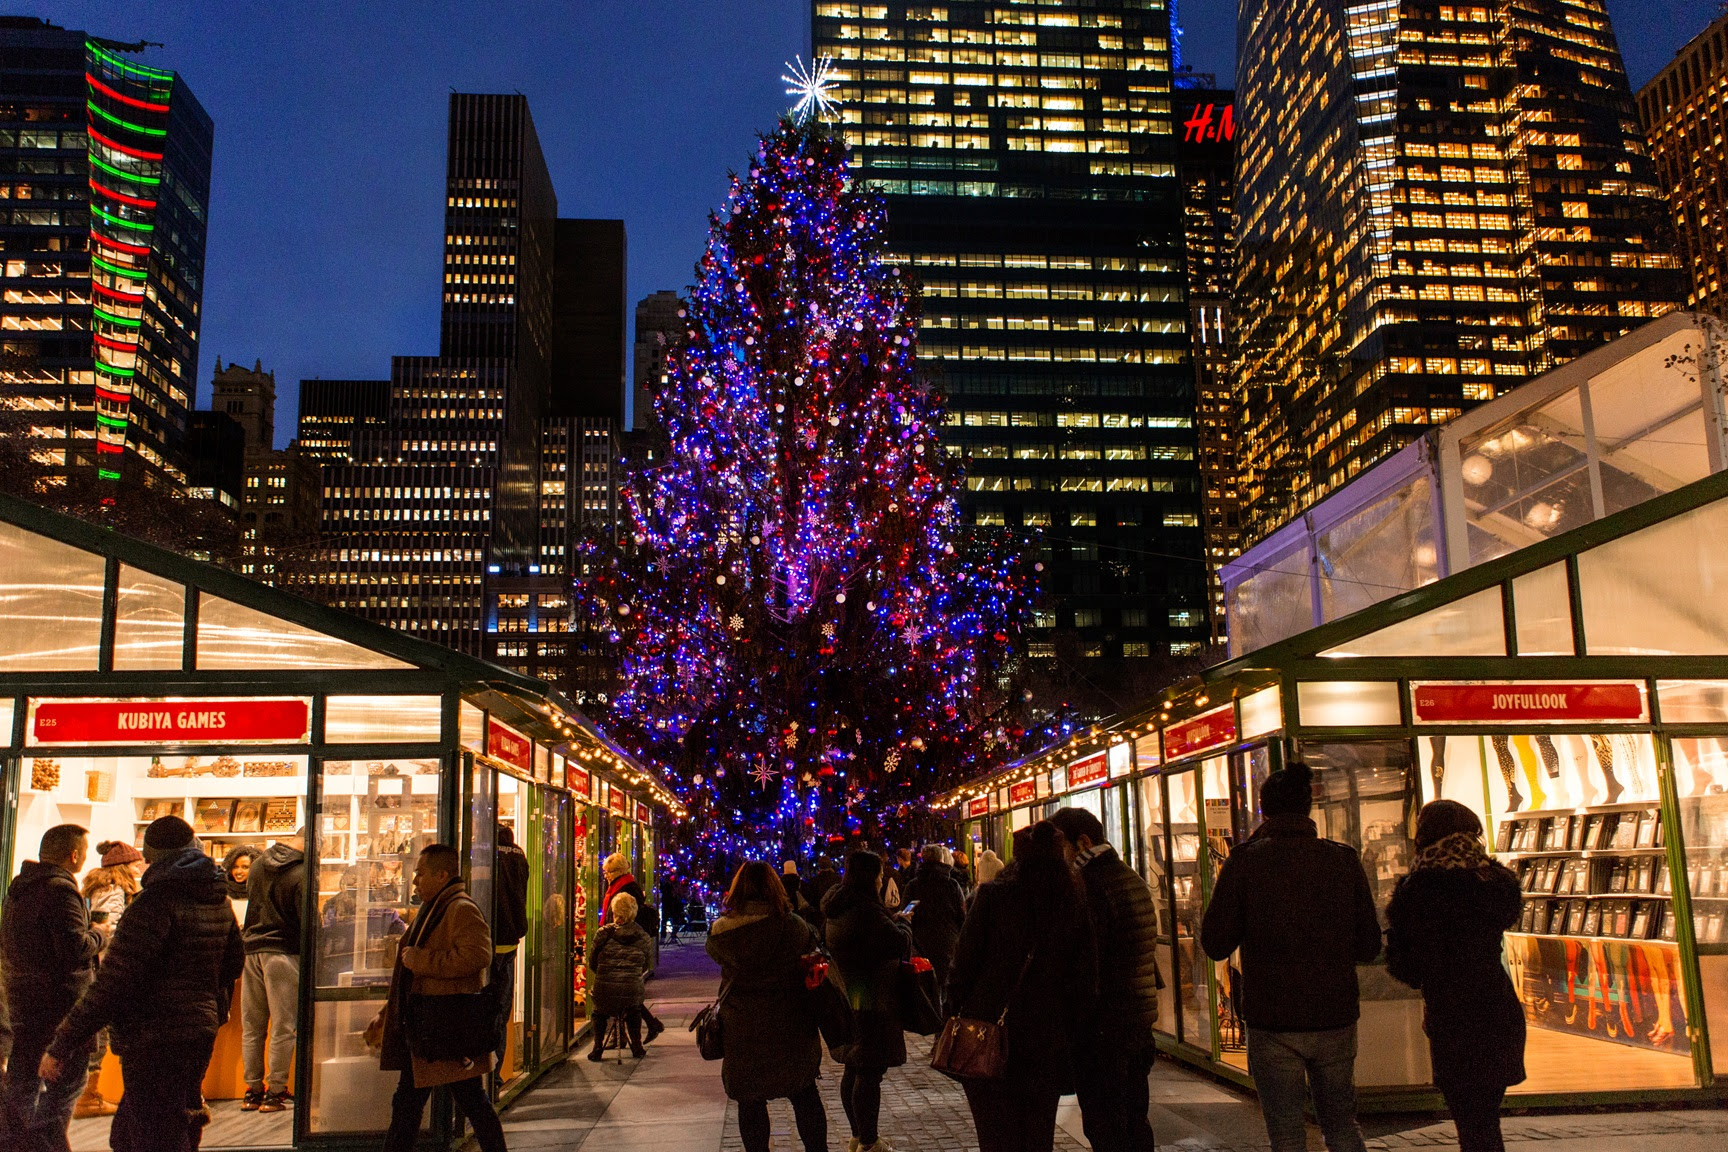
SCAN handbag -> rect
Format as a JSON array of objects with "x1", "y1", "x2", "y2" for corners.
[
  {"x1": 689, "y1": 979, "x2": 730, "y2": 1061},
  {"x1": 896, "y1": 955, "x2": 943, "y2": 1036},
  {"x1": 406, "y1": 991, "x2": 495, "y2": 1062},
  {"x1": 929, "y1": 949, "x2": 1035, "y2": 1083},
  {"x1": 804, "y1": 950, "x2": 856, "y2": 1051}
]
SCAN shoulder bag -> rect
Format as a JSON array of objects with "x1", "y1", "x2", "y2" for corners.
[
  {"x1": 689, "y1": 978, "x2": 731, "y2": 1061},
  {"x1": 929, "y1": 948, "x2": 1035, "y2": 1083},
  {"x1": 403, "y1": 894, "x2": 495, "y2": 1063},
  {"x1": 803, "y1": 948, "x2": 856, "y2": 1051},
  {"x1": 896, "y1": 954, "x2": 944, "y2": 1036}
]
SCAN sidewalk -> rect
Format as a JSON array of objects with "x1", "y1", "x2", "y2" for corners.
[{"x1": 495, "y1": 943, "x2": 1728, "y2": 1151}]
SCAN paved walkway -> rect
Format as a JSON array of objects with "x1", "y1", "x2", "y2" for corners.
[{"x1": 495, "y1": 944, "x2": 1728, "y2": 1151}]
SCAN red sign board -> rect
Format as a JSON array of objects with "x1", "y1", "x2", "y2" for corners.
[
  {"x1": 1182, "y1": 101, "x2": 1235, "y2": 144},
  {"x1": 609, "y1": 788, "x2": 627, "y2": 815},
  {"x1": 636, "y1": 802, "x2": 651, "y2": 824},
  {"x1": 1411, "y1": 682, "x2": 1646, "y2": 724},
  {"x1": 1163, "y1": 704, "x2": 1238, "y2": 761},
  {"x1": 1009, "y1": 779, "x2": 1037, "y2": 806},
  {"x1": 566, "y1": 762, "x2": 590, "y2": 796},
  {"x1": 487, "y1": 720, "x2": 532, "y2": 773},
  {"x1": 966, "y1": 796, "x2": 990, "y2": 818},
  {"x1": 1068, "y1": 754, "x2": 1108, "y2": 790},
  {"x1": 29, "y1": 697, "x2": 311, "y2": 746}
]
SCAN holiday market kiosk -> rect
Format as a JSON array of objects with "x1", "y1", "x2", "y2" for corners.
[
  {"x1": 0, "y1": 492, "x2": 683, "y2": 1148},
  {"x1": 943, "y1": 469, "x2": 1728, "y2": 1109}
]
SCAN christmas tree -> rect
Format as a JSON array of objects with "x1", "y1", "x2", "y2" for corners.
[{"x1": 578, "y1": 112, "x2": 1034, "y2": 846}]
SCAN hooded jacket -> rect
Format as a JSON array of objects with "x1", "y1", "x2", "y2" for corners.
[
  {"x1": 822, "y1": 879, "x2": 913, "y2": 1067},
  {"x1": 1074, "y1": 844, "x2": 1163, "y2": 1048},
  {"x1": 2, "y1": 860, "x2": 102, "y2": 1020},
  {"x1": 705, "y1": 903, "x2": 823, "y2": 1103},
  {"x1": 49, "y1": 846, "x2": 244, "y2": 1060},
  {"x1": 1200, "y1": 814, "x2": 1383, "y2": 1033},
  {"x1": 242, "y1": 842, "x2": 305, "y2": 955}
]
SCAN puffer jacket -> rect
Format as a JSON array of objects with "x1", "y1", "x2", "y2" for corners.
[
  {"x1": 49, "y1": 846, "x2": 243, "y2": 1061},
  {"x1": 822, "y1": 880, "x2": 913, "y2": 1068},
  {"x1": 1075, "y1": 845, "x2": 1163, "y2": 1049},
  {"x1": 587, "y1": 920, "x2": 653, "y2": 1016},
  {"x1": 705, "y1": 903, "x2": 822, "y2": 1103},
  {"x1": 2, "y1": 860, "x2": 101, "y2": 1024}
]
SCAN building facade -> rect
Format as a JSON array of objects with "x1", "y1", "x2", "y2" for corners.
[
  {"x1": 630, "y1": 289, "x2": 683, "y2": 430},
  {"x1": 1639, "y1": 12, "x2": 1728, "y2": 318},
  {"x1": 294, "y1": 377, "x2": 390, "y2": 464},
  {"x1": 0, "y1": 20, "x2": 211, "y2": 490},
  {"x1": 1232, "y1": 0, "x2": 1685, "y2": 548},
  {"x1": 1177, "y1": 84, "x2": 1236, "y2": 641},
  {"x1": 210, "y1": 357, "x2": 276, "y2": 448},
  {"x1": 812, "y1": 0, "x2": 1209, "y2": 668}
]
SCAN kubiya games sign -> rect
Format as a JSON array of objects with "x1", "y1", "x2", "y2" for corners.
[{"x1": 29, "y1": 698, "x2": 312, "y2": 746}]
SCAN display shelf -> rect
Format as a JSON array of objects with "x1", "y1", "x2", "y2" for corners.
[{"x1": 132, "y1": 776, "x2": 309, "y2": 800}]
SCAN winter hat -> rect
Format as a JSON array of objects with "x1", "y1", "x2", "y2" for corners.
[
  {"x1": 142, "y1": 815, "x2": 196, "y2": 861},
  {"x1": 1259, "y1": 761, "x2": 1315, "y2": 818},
  {"x1": 976, "y1": 849, "x2": 1005, "y2": 886},
  {"x1": 98, "y1": 840, "x2": 144, "y2": 867},
  {"x1": 1415, "y1": 799, "x2": 1484, "y2": 849}
]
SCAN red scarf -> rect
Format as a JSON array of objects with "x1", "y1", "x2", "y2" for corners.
[{"x1": 601, "y1": 871, "x2": 635, "y2": 925}]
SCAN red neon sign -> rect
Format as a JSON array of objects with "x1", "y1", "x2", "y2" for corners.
[
  {"x1": 1411, "y1": 682, "x2": 1646, "y2": 724},
  {"x1": 1009, "y1": 779, "x2": 1038, "y2": 806},
  {"x1": 1182, "y1": 102, "x2": 1235, "y2": 144},
  {"x1": 1068, "y1": 754, "x2": 1109, "y2": 790},
  {"x1": 29, "y1": 697, "x2": 311, "y2": 746},
  {"x1": 487, "y1": 720, "x2": 532, "y2": 772}
]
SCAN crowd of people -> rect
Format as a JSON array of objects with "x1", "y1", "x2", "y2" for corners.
[{"x1": 0, "y1": 761, "x2": 1531, "y2": 1152}]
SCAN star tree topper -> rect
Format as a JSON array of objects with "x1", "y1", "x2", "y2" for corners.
[{"x1": 783, "y1": 55, "x2": 839, "y2": 123}]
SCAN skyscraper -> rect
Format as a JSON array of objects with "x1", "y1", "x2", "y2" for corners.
[
  {"x1": 1177, "y1": 84, "x2": 1237, "y2": 642},
  {"x1": 0, "y1": 19, "x2": 211, "y2": 489},
  {"x1": 812, "y1": 0, "x2": 1209, "y2": 668},
  {"x1": 1233, "y1": 0, "x2": 1684, "y2": 547},
  {"x1": 1638, "y1": 12, "x2": 1728, "y2": 318},
  {"x1": 630, "y1": 290, "x2": 683, "y2": 430},
  {"x1": 550, "y1": 218, "x2": 626, "y2": 421}
]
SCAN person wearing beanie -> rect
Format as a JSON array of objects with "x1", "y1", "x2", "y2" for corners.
[
  {"x1": 1386, "y1": 801, "x2": 1526, "y2": 1152},
  {"x1": 72, "y1": 841, "x2": 148, "y2": 1119},
  {"x1": 41, "y1": 815, "x2": 243, "y2": 1151},
  {"x1": 974, "y1": 849, "x2": 1005, "y2": 888},
  {"x1": 1200, "y1": 762, "x2": 1381, "y2": 1152}
]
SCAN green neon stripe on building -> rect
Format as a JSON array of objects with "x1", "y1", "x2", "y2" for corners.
[
  {"x1": 90, "y1": 204, "x2": 154, "y2": 232},
  {"x1": 96, "y1": 414, "x2": 128, "y2": 429},
  {"x1": 91, "y1": 255, "x2": 146, "y2": 280},
  {"x1": 92, "y1": 305, "x2": 142, "y2": 327},
  {"x1": 97, "y1": 469, "x2": 122, "y2": 480},
  {"x1": 86, "y1": 40, "x2": 174, "y2": 83},
  {"x1": 89, "y1": 153, "x2": 161, "y2": 186},
  {"x1": 86, "y1": 100, "x2": 168, "y2": 138},
  {"x1": 94, "y1": 361, "x2": 136, "y2": 377}
]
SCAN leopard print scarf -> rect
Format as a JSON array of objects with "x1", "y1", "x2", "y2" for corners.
[{"x1": 1414, "y1": 830, "x2": 1492, "y2": 872}]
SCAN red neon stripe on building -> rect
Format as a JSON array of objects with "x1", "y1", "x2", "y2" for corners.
[
  {"x1": 94, "y1": 334, "x2": 136, "y2": 351},
  {"x1": 93, "y1": 234, "x2": 151, "y2": 256},
  {"x1": 94, "y1": 440, "x2": 124, "y2": 453},
  {"x1": 92, "y1": 281, "x2": 144, "y2": 303},
  {"x1": 86, "y1": 73, "x2": 170, "y2": 113},
  {"x1": 89, "y1": 180, "x2": 157, "y2": 210},
  {"x1": 88, "y1": 127, "x2": 163, "y2": 162}
]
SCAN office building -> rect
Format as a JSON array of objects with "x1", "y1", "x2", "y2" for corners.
[
  {"x1": 211, "y1": 358, "x2": 276, "y2": 449},
  {"x1": 1232, "y1": 0, "x2": 1685, "y2": 548},
  {"x1": 631, "y1": 290, "x2": 683, "y2": 430},
  {"x1": 813, "y1": 0, "x2": 1209, "y2": 664},
  {"x1": 551, "y1": 219, "x2": 626, "y2": 421},
  {"x1": 1177, "y1": 84, "x2": 1236, "y2": 642},
  {"x1": 295, "y1": 378, "x2": 390, "y2": 464},
  {"x1": 1639, "y1": 13, "x2": 1728, "y2": 318},
  {"x1": 0, "y1": 20, "x2": 211, "y2": 490}
]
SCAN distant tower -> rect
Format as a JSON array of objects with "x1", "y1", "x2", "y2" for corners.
[
  {"x1": 210, "y1": 359, "x2": 277, "y2": 450},
  {"x1": 631, "y1": 290, "x2": 683, "y2": 431}
]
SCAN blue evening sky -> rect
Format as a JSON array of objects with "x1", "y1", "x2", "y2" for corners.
[{"x1": 26, "y1": 0, "x2": 1721, "y2": 442}]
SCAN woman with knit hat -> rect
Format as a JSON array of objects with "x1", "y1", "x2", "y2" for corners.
[{"x1": 1386, "y1": 800, "x2": 1526, "y2": 1152}]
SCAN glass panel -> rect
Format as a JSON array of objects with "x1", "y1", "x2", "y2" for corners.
[
  {"x1": 307, "y1": 998, "x2": 409, "y2": 1135},
  {"x1": 1318, "y1": 585, "x2": 1505, "y2": 658},
  {"x1": 1135, "y1": 773, "x2": 1176, "y2": 1039},
  {"x1": 1317, "y1": 475, "x2": 1440, "y2": 622},
  {"x1": 1484, "y1": 733, "x2": 1696, "y2": 1092},
  {"x1": 1657, "y1": 681, "x2": 1728, "y2": 724},
  {"x1": 0, "y1": 520, "x2": 103, "y2": 669},
  {"x1": 1165, "y1": 769, "x2": 1210, "y2": 1052},
  {"x1": 197, "y1": 594, "x2": 413, "y2": 671},
  {"x1": 1588, "y1": 334, "x2": 1711, "y2": 516},
  {"x1": 1460, "y1": 390, "x2": 1594, "y2": 565},
  {"x1": 1225, "y1": 539, "x2": 1313, "y2": 656},
  {"x1": 1577, "y1": 498, "x2": 1728, "y2": 655},
  {"x1": 1298, "y1": 740, "x2": 1428, "y2": 1087},
  {"x1": 1669, "y1": 738, "x2": 1728, "y2": 1079},
  {"x1": 112, "y1": 564, "x2": 184, "y2": 671},
  {"x1": 1133, "y1": 732, "x2": 1161, "y2": 772},
  {"x1": 1238, "y1": 686, "x2": 1282, "y2": 740},
  {"x1": 498, "y1": 772, "x2": 529, "y2": 1081},
  {"x1": 314, "y1": 759, "x2": 439, "y2": 989},
  {"x1": 540, "y1": 791, "x2": 571, "y2": 1062},
  {"x1": 467, "y1": 754, "x2": 496, "y2": 975},
  {"x1": 0, "y1": 698, "x2": 13, "y2": 745},
  {"x1": 1297, "y1": 681, "x2": 1402, "y2": 727},
  {"x1": 1513, "y1": 563, "x2": 1574, "y2": 657},
  {"x1": 460, "y1": 701, "x2": 484, "y2": 752},
  {"x1": 575, "y1": 800, "x2": 597, "y2": 1020},
  {"x1": 324, "y1": 696, "x2": 443, "y2": 744}
]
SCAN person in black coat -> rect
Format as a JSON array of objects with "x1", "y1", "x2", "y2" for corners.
[
  {"x1": 42, "y1": 817, "x2": 244, "y2": 1152},
  {"x1": 586, "y1": 892, "x2": 655, "y2": 1060},
  {"x1": 947, "y1": 820, "x2": 1098, "y2": 1152},
  {"x1": 1050, "y1": 806, "x2": 1163, "y2": 1152},
  {"x1": 1201, "y1": 762, "x2": 1381, "y2": 1152},
  {"x1": 492, "y1": 824, "x2": 530, "y2": 1064},
  {"x1": 1386, "y1": 800, "x2": 1526, "y2": 1152},
  {"x1": 903, "y1": 846, "x2": 966, "y2": 989},
  {"x1": 823, "y1": 851, "x2": 914, "y2": 1152},
  {"x1": 706, "y1": 862, "x2": 829, "y2": 1152},
  {"x1": 2, "y1": 823, "x2": 102, "y2": 1152}
]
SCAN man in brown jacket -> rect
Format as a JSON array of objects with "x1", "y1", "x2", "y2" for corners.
[{"x1": 367, "y1": 844, "x2": 505, "y2": 1152}]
